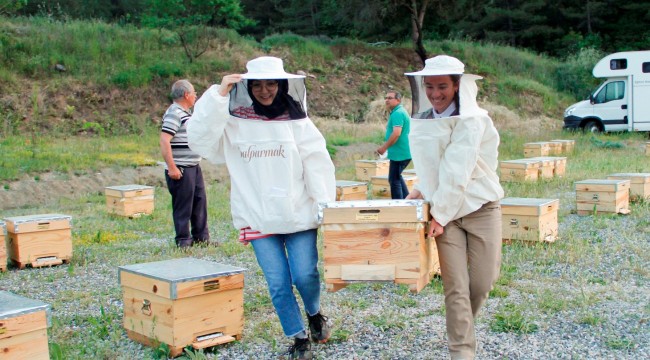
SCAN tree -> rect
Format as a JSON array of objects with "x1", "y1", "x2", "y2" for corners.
[
  {"x1": 142, "y1": 0, "x2": 254, "y2": 63},
  {"x1": 0, "y1": 0, "x2": 27, "y2": 16}
]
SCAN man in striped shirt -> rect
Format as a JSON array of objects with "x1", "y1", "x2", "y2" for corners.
[{"x1": 160, "y1": 79, "x2": 210, "y2": 247}]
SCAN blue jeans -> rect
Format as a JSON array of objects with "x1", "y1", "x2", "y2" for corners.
[
  {"x1": 389, "y1": 159, "x2": 411, "y2": 199},
  {"x1": 251, "y1": 229, "x2": 321, "y2": 337}
]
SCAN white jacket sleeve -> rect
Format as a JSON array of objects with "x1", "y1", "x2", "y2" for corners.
[
  {"x1": 296, "y1": 120, "x2": 336, "y2": 209},
  {"x1": 432, "y1": 117, "x2": 485, "y2": 226},
  {"x1": 187, "y1": 84, "x2": 230, "y2": 164}
]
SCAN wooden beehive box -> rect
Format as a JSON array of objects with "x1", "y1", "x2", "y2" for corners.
[
  {"x1": 575, "y1": 179, "x2": 631, "y2": 215},
  {"x1": 355, "y1": 160, "x2": 389, "y2": 181},
  {"x1": 370, "y1": 174, "x2": 418, "y2": 199},
  {"x1": 528, "y1": 156, "x2": 567, "y2": 178},
  {"x1": 336, "y1": 180, "x2": 368, "y2": 201},
  {"x1": 4, "y1": 214, "x2": 72, "y2": 269},
  {"x1": 607, "y1": 173, "x2": 650, "y2": 201},
  {"x1": 105, "y1": 184, "x2": 155, "y2": 217},
  {"x1": 0, "y1": 222, "x2": 6, "y2": 272},
  {"x1": 523, "y1": 142, "x2": 552, "y2": 157},
  {"x1": 402, "y1": 169, "x2": 417, "y2": 176},
  {"x1": 119, "y1": 258, "x2": 245, "y2": 357},
  {"x1": 499, "y1": 159, "x2": 542, "y2": 182},
  {"x1": 550, "y1": 139, "x2": 575, "y2": 153},
  {"x1": 547, "y1": 141, "x2": 563, "y2": 155},
  {"x1": 501, "y1": 198, "x2": 559, "y2": 243},
  {"x1": 0, "y1": 291, "x2": 51, "y2": 360},
  {"x1": 319, "y1": 199, "x2": 439, "y2": 293}
]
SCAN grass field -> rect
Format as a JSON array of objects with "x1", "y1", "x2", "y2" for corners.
[{"x1": 0, "y1": 126, "x2": 648, "y2": 359}]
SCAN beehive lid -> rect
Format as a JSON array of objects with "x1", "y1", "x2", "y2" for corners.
[
  {"x1": 0, "y1": 291, "x2": 51, "y2": 323},
  {"x1": 501, "y1": 197, "x2": 559, "y2": 216},
  {"x1": 370, "y1": 174, "x2": 418, "y2": 183},
  {"x1": 524, "y1": 142, "x2": 551, "y2": 148},
  {"x1": 4, "y1": 214, "x2": 72, "y2": 233},
  {"x1": 500, "y1": 159, "x2": 542, "y2": 169},
  {"x1": 105, "y1": 184, "x2": 154, "y2": 195},
  {"x1": 528, "y1": 156, "x2": 567, "y2": 163},
  {"x1": 403, "y1": 169, "x2": 417, "y2": 175},
  {"x1": 119, "y1": 258, "x2": 245, "y2": 299},
  {"x1": 319, "y1": 199, "x2": 430, "y2": 223},
  {"x1": 4, "y1": 214, "x2": 71, "y2": 224},
  {"x1": 336, "y1": 180, "x2": 367, "y2": 187},
  {"x1": 575, "y1": 179, "x2": 630, "y2": 192},
  {"x1": 355, "y1": 159, "x2": 389, "y2": 167},
  {"x1": 607, "y1": 173, "x2": 650, "y2": 184}
]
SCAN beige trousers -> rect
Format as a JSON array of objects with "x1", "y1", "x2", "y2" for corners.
[{"x1": 435, "y1": 201, "x2": 502, "y2": 360}]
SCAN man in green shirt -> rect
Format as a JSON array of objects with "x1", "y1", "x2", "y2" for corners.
[{"x1": 377, "y1": 91, "x2": 412, "y2": 199}]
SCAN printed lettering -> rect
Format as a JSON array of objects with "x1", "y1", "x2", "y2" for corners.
[{"x1": 240, "y1": 145, "x2": 287, "y2": 162}]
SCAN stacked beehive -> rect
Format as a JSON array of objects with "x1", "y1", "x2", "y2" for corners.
[
  {"x1": 105, "y1": 184, "x2": 155, "y2": 217},
  {"x1": 575, "y1": 179, "x2": 631, "y2": 215}
]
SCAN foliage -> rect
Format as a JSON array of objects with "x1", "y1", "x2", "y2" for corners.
[
  {"x1": 141, "y1": 0, "x2": 254, "y2": 62},
  {"x1": 0, "y1": 0, "x2": 26, "y2": 15}
]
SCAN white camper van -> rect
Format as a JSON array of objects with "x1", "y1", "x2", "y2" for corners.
[{"x1": 563, "y1": 50, "x2": 650, "y2": 133}]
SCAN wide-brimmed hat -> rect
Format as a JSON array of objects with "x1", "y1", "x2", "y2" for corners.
[
  {"x1": 405, "y1": 55, "x2": 465, "y2": 76},
  {"x1": 241, "y1": 56, "x2": 305, "y2": 79}
]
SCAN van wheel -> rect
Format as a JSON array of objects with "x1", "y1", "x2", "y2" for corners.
[{"x1": 583, "y1": 121, "x2": 601, "y2": 133}]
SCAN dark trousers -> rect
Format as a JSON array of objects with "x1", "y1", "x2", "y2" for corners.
[
  {"x1": 388, "y1": 159, "x2": 411, "y2": 199},
  {"x1": 164, "y1": 165, "x2": 209, "y2": 247}
]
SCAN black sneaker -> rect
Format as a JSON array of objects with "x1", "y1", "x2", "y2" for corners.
[
  {"x1": 307, "y1": 312, "x2": 331, "y2": 344},
  {"x1": 286, "y1": 337, "x2": 312, "y2": 360}
]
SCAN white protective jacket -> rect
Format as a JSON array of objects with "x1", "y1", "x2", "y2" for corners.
[
  {"x1": 409, "y1": 75, "x2": 504, "y2": 226},
  {"x1": 187, "y1": 85, "x2": 336, "y2": 234}
]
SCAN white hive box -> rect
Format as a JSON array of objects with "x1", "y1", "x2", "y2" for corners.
[
  {"x1": 335, "y1": 180, "x2": 368, "y2": 201},
  {"x1": 319, "y1": 200, "x2": 439, "y2": 293},
  {"x1": 370, "y1": 174, "x2": 418, "y2": 199},
  {"x1": 501, "y1": 198, "x2": 559, "y2": 243},
  {"x1": 105, "y1": 184, "x2": 155, "y2": 217},
  {"x1": 523, "y1": 142, "x2": 552, "y2": 157},
  {"x1": 550, "y1": 139, "x2": 575, "y2": 153},
  {"x1": 607, "y1": 173, "x2": 650, "y2": 201},
  {"x1": 0, "y1": 222, "x2": 5, "y2": 272},
  {"x1": 499, "y1": 159, "x2": 542, "y2": 182},
  {"x1": 119, "y1": 258, "x2": 245, "y2": 357},
  {"x1": 575, "y1": 179, "x2": 630, "y2": 215},
  {"x1": 0, "y1": 291, "x2": 51, "y2": 360},
  {"x1": 4, "y1": 214, "x2": 72, "y2": 269},
  {"x1": 355, "y1": 160, "x2": 389, "y2": 181}
]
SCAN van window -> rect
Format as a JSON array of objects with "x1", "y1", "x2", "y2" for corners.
[
  {"x1": 610, "y1": 59, "x2": 627, "y2": 70},
  {"x1": 643, "y1": 62, "x2": 650, "y2": 73},
  {"x1": 593, "y1": 81, "x2": 625, "y2": 104}
]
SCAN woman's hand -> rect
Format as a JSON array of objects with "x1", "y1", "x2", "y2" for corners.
[
  {"x1": 218, "y1": 74, "x2": 243, "y2": 96},
  {"x1": 428, "y1": 218, "x2": 444, "y2": 238},
  {"x1": 405, "y1": 189, "x2": 423, "y2": 200}
]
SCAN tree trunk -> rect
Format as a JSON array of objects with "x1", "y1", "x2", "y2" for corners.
[{"x1": 409, "y1": 0, "x2": 429, "y2": 65}]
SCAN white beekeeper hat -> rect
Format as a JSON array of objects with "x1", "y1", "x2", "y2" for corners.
[
  {"x1": 405, "y1": 55, "x2": 467, "y2": 76},
  {"x1": 241, "y1": 56, "x2": 305, "y2": 79}
]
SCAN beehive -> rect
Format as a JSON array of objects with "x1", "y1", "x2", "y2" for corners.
[
  {"x1": 4, "y1": 214, "x2": 72, "y2": 269},
  {"x1": 528, "y1": 156, "x2": 567, "y2": 177},
  {"x1": 501, "y1": 198, "x2": 559, "y2": 243},
  {"x1": 105, "y1": 185, "x2": 155, "y2": 217},
  {"x1": 119, "y1": 258, "x2": 245, "y2": 357},
  {"x1": 0, "y1": 291, "x2": 51, "y2": 360},
  {"x1": 403, "y1": 169, "x2": 417, "y2": 176},
  {"x1": 607, "y1": 173, "x2": 650, "y2": 201},
  {"x1": 499, "y1": 159, "x2": 542, "y2": 182},
  {"x1": 335, "y1": 180, "x2": 368, "y2": 201},
  {"x1": 370, "y1": 174, "x2": 418, "y2": 199},
  {"x1": 355, "y1": 160, "x2": 389, "y2": 181},
  {"x1": 575, "y1": 179, "x2": 630, "y2": 215},
  {"x1": 550, "y1": 139, "x2": 575, "y2": 153},
  {"x1": 523, "y1": 142, "x2": 552, "y2": 157},
  {"x1": 319, "y1": 200, "x2": 439, "y2": 293},
  {"x1": 0, "y1": 222, "x2": 6, "y2": 272}
]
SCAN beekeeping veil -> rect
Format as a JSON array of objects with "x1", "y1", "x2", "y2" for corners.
[
  {"x1": 229, "y1": 56, "x2": 308, "y2": 120},
  {"x1": 405, "y1": 55, "x2": 487, "y2": 118}
]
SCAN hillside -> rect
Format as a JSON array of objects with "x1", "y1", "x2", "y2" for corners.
[{"x1": 0, "y1": 16, "x2": 600, "y2": 140}]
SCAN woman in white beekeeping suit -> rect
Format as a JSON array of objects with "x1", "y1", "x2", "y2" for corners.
[
  {"x1": 405, "y1": 55, "x2": 504, "y2": 360},
  {"x1": 187, "y1": 56, "x2": 335, "y2": 360}
]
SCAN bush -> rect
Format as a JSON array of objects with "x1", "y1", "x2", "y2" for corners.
[
  {"x1": 555, "y1": 47, "x2": 604, "y2": 100},
  {"x1": 111, "y1": 68, "x2": 152, "y2": 88}
]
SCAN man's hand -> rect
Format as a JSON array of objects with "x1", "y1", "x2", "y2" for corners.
[
  {"x1": 168, "y1": 166, "x2": 182, "y2": 180},
  {"x1": 405, "y1": 189, "x2": 423, "y2": 200},
  {"x1": 428, "y1": 218, "x2": 444, "y2": 238}
]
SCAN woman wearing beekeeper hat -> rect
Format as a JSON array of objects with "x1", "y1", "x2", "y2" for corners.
[
  {"x1": 188, "y1": 56, "x2": 334, "y2": 359},
  {"x1": 405, "y1": 55, "x2": 504, "y2": 360}
]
